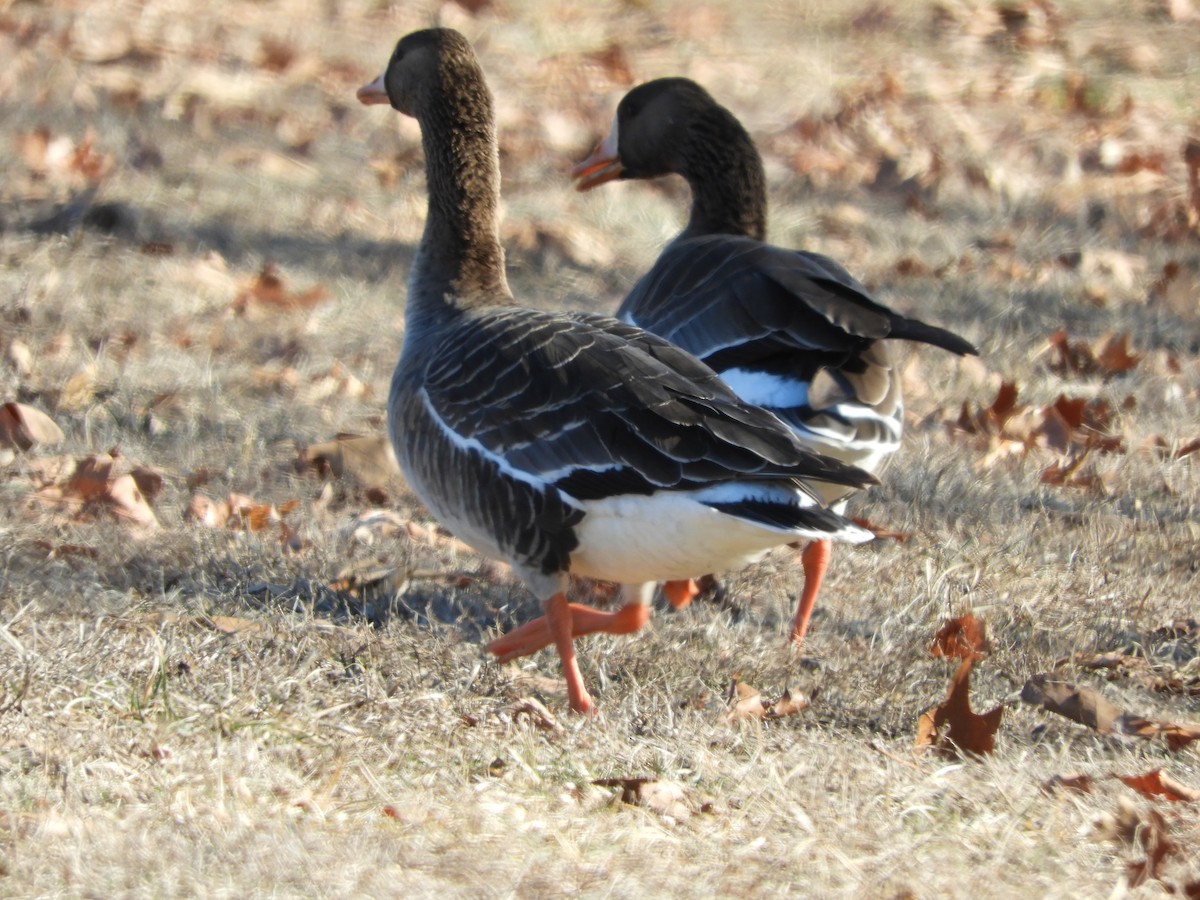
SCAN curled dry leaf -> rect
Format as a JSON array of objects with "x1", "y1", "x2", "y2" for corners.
[
  {"x1": 1116, "y1": 769, "x2": 1200, "y2": 803},
  {"x1": 592, "y1": 777, "x2": 697, "y2": 823},
  {"x1": 930, "y1": 613, "x2": 990, "y2": 660},
  {"x1": 35, "y1": 452, "x2": 158, "y2": 532},
  {"x1": 231, "y1": 263, "x2": 329, "y2": 315},
  {"x1": 508, "y1": 697, "x2": 564, "y2": 735},
  {"x1": 724, "y1": 679, "x2": 767, "y2": 722},
  {"x1": 915, "y1": 658, "x2": 1003, "y2": 757},
  {"x1": 300, "y1": 434, "x2": 399, "y2": 491},
  {"x1": 723, "y1": 678, "x2": 811, "y2": 722},
  {"x1": 1095, "y1": 797, "x2": 1180, "y2": 890},
  {"x1": 0, "y1": 402, "x2": 65, "y2": 450},
  {"x1": 1020, "y1": 673, "x2": 1200, "y2": 750},
  {"x1": 1045, "y1": 329, "x2": 1141, "y2": 378}
]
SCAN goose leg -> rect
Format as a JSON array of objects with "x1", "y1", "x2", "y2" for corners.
[
  {"x1": 662, "y1": 579, "x2": 700, "y2": 609},
  {"x1": 545, "y1": 593, "x2": 592, "y2": 714},
  {"x1": 790, "y1": 539, "x2": 831, "y2": 646},
  {"x1": 486, "y1": 601, "x2": 650, "y2": 664}
]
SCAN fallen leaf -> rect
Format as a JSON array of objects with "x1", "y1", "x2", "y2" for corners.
[
  {"x1": 508, "y1": 697, "x2": 564, "y2": 734},
  {"x1": 1095, "y1": 798, "x2": 1180, "y2": 889},
  {"x1": 1020, "y1": 673, "x2": 1135, "y2": 734},
  {"x1": 232, "y1": 263, "x2": 329, "y2": 314},
  {"x1": 35, "y1": 452, "x2": 158, "y2": 532},
  {"x1": 767, "y1": 688, "x2": 812, "y2": 719},
  {"x1": 930, "y1": 613, "x2": 991, "y2": 660},
  {"x1": 915, "y1": 658, "x2": 1003, "y2": 757},
  {"x1": 1021, "y1": 673, "x2": 1200, "y2": 749},
  {"x1": 300, "y1": 434, "x2": 399, "y2": 491},
  {"x1": 1116, "y1": 769, "x2": 1200, "y2": 803},
  {"x1": 1045, "y1": 329, "x2": 1141, "y2": 378},
  {"x1": 723, "y1": 679, "x2": 768, "y2": 722},
  {"x1": 0, "y1": 402, "x2": 64, "y2": 450},
  {"x1": 592, "y1": 777, "x2": 696, "y2": 822}
]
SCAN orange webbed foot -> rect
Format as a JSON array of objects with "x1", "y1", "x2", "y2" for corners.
[{"x1": 486, "y1": 601, "x2": 651, "y2": 664}]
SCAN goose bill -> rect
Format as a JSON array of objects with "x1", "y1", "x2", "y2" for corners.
[
  {"x1": 356, "y1": 74, "x2": 390, "y2": 106},
  {"x1": 572, "y1": 119, "x2": 623, "y2": 191}
]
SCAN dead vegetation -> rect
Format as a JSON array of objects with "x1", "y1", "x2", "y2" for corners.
[{"x1": 0, "y1": 0, "x2": 1198, "y2": 895}]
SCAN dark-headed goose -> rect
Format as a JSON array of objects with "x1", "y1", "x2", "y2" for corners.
[
  {"x1": 572, "y1": 78, "x2": 978, "y2": 645},
  {"x1": 357, "y1": 31, "x2": 876, "y2": 713}
]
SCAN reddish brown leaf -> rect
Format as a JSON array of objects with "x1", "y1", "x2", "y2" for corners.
[
  {"x1": 1175, "y1": 438, "x2": 1200, "y2": 459},
  {"x1": 1116, "y1": 769, "x2": 1200, "y2": 803},
  {"x1": 1161, "y1": 724, "x2": 1200, "y2": 751},
  {"x1": 930, "y1": 614, "x2": 991, "y2": 661},
  {"x1": 1021, "y1": 673, "x2": 1129, "y2": 733},
  {"x1": 35, "y1": 453, "x2": 158, "y2": 531},
  {"x1": 1021, "y1": 673, "x2": 1200, "y2": 750},
  {"x1": 1094, "y1": 333, "x2": 1141, "y2": 375},
  {"x1": 915, "y1": 658, "x2": 1003, "y2": 757},
  {"x1": 232, "y1": 263, "x2": 329, "y2": 314},
  {"x1": 1046, "y1": 330, "x2": 1141, "y2": 378},
  {"x1": 1126, "y1": 807, "x2": 1178, "y2": 888}
]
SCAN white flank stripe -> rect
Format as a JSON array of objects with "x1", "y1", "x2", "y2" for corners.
[{"x1": 718, "y1": 368, "x2": 811, "y2": 409}]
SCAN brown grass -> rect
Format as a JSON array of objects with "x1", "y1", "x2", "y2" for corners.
[{"x1": 1, "y1": 0, "x2": 1199, "y2": 895}]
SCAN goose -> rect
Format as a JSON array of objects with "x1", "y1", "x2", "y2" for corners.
[
  {"x1": 356, "y1": 29, "x2": 876, "y2": 713},
  {"x1": 572, "y1": 77, "x2": 978, "y2": 645}
]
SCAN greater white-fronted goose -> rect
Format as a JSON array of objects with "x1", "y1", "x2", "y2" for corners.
[
  {"x1": 357, "y1": 30, "x2": 876, "y2": 713},
  {"x1": 573, "y1": 77, "x2": 978, "y2": 645}
]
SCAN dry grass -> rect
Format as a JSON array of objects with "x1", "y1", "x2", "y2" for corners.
[{"x1": 1, "y1": 0, "x2": 1199, "y2": 896}]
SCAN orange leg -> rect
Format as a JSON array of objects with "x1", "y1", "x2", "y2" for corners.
[
  {"x1": 663, "y1": 579, "x2": 700, "y2": 609},
  {"x1": 486, "y1": 601, "x2": 651, "y2": 665},
  {"x1": 791, "y1": 539, "x2": 831, "y2": 646},
  {"x1": 544, "y1": 593, "x2": 593, "y2": 714}
]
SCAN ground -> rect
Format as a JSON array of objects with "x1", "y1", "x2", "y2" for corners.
[{"x1": 1, "y1": 0, "x2": 1198, "y2": 896}]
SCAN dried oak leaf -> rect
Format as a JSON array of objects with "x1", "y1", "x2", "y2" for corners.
[
  {"x1": 36, "y1": 452, "x2": 158, "y2": 531},
  {"x1": 0, "y1": 402, "x2": 64, "y2": 450},
  {"x1": 300, "y1": 434, "x2": 399, "y2": 492},
  {"x1": 723, "y1": 679, "x2": 768, "y2": 722},
  {"x1": 232, "y1": 263, "x2": 329, "y2": 314},
  {"x1": 1046, "y1": 329, "x2": 1141, "y2": 378},
  {"x1": 930, "y1": 613, "x2": 990, "y2": 661},
  {"x1": 915, "y1": 658, "x2": 1003, "y2": 757},
  {"x1": 592, "y1": 777, "x2": 697, "y2": 822},
  {"x1": 1095, "y1": 797, "x2": 1180, "y2": 888},
  {"x1": 508, "y1": 697, "x2": 564, "y2": 734},
  {"x1": 1020, "y1": 673, "x2": 1200, "y2": 749},
  {"x1": 1116, "y1": 769, "x2": 1200, "y2": 803}
]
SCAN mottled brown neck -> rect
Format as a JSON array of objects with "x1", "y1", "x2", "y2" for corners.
[
  {"x1": 679, "y1": 106, "x2": 768, "y2": 242},
  {"x1": 405, "y1": 52, "x2": 510, "y2": 346}
]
